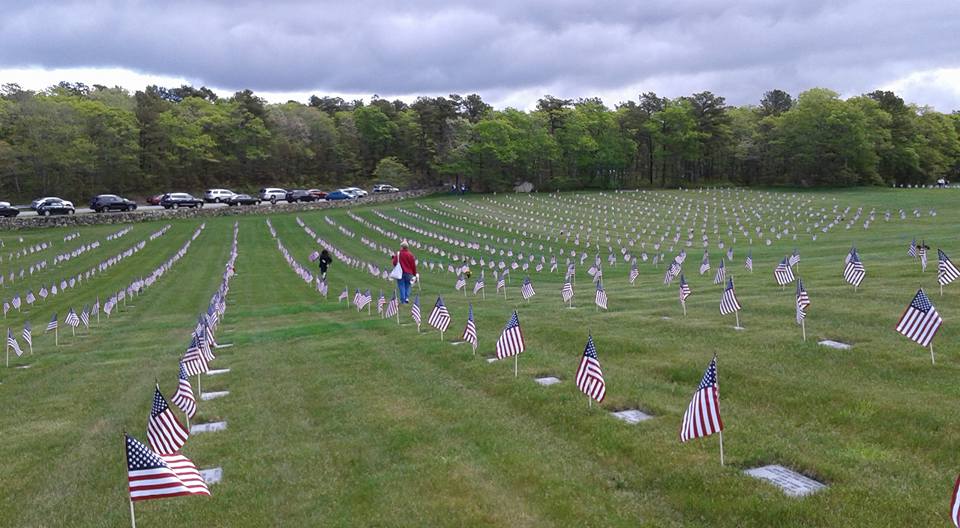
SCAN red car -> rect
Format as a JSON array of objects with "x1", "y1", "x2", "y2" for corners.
[
  {"x1": 147, "y1": 194, "x2": 164, "y2": 205},
  {"x1": 308, "y1": 189, "x2": 327, "y2": 199}
]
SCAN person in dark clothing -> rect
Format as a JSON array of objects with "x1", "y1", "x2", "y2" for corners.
[{"x1": 318, "y1": 249, "x2": 332, "y2": 280}]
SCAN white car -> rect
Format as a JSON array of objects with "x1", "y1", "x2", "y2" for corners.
[
  {"x1": 372, "y1": 184, "x2": 400, "y2": 193},
  {"x1": 258, "y1": 187, "x2": 288, "y2": 203},
  {"x1": 343, "y1": 187, "x2": 368, "y2": 197},
  {"x1": 336, "y1": 188, "x2": 359, "y2": 199},
  {"x1": 203, "y1": 189, "x2": 236, "y2": 203}
]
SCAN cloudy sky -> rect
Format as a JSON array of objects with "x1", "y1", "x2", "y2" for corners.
[{"x1": 1, "y1": 0, "x2": 958, "y2": 111}]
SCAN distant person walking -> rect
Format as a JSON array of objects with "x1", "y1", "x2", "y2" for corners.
[
  {"x1": 392, "y1": 241, "x2": 417, "y2": 303},
  {"x1": 317, "y1": 249, "x2": 332, "y2": 280}
]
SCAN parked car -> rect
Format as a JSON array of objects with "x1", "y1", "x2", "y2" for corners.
[
  {"x1": 308, "y1": 189, "x2": 327, "y2": 199},
  {"x1": 343, "y1": 187, "x2": 368, "y2": 197},
  {"x1": 226, "y1": 194, "x2": 260, "y2": 206},
  {"x1": 258, "y1": 188, "x2": 287, "y2": 204},
  {"x1": 159, "y1": 193, "x2": 204, "y2": 209},
  {"x1": 372, "y1": 184, "x2": 400, "y2": 193},
  {"x1": 337, "y1": 188, "x2": 359, "y2": 199},
  {"x1": 285, "y1": 189, "x2": 318, "y2": 203},
  {"x1": 0, "y1": 202, "x2": 20, "y2": 217},
  {"x1": 30, "y1": 196, "x2": 61, "y2": 210},
  {"x1": 325, "y1": 190, "x2": 353, "y2": 201},
  {"x1": 146, "y1": 194, "x2": 164, "y2": 205},
  {"x1": 90, "y1": 194, "x2": 137, "y2": 213},
  {"x1": 203, "y1": 189, "x2": 236, "y2": 203},
  {"x1": 35, "y1": 198, "x2": 75, "y2": 216}
]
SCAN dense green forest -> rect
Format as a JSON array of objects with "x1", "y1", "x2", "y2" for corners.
[{"x1": 0, "y1": 82, "x2": 957, "y2": 203}]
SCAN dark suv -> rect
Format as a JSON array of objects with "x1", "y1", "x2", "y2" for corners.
[
  {"x1": 285, "y1": 190, "x2": 318, "y2": 203},
  {"x1": 90, "y1": 194, "x2": 137, "y2": 213},
  {"x1": 159, "y1": 193, "x2": 204, "y2": 209}
]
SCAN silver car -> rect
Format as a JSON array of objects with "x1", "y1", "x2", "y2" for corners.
[{"x1": 203, "y1": 189, "x2": 236, "y2": 203}]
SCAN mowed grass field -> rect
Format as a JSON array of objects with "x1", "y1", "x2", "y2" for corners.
[{"x1": 1, "y1": 187, "x2": 959, "y2": 527}]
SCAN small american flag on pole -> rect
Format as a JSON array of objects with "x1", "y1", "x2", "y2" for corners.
[
  {"x1": 795, "y1": 278, "x2": 811, "y2": 324},
  {"x1": 170, "y1": 364, "x2": 196, "y2": 419},
  {"x1": 411, "y1": 295, "x2": 422, "y2": 328},
  {"x1": 679, "y1": 357, "x2": 723, "y2": 443},
  {"x1": 713, "y1": 258, "x2": 725, "y2": 285},
  {"x1": 595, "y1": 280, "x2": 608, "y2": 310},
  {"x1": 699, "y1": 252, "x2": 710, "y2": 275},
  {"x1": 454, "y1": 275, "x2": 466, "y2": 291},
  {"x1": 774, "y1": 257, "x2": 795, "y2": 286},
  {"x1": 907, "y1": 238, "x2": 918, "y2": 257},
  {"x1": 843, "y1": 250, "x2": 865, "y2": 287},
  {"x1": 462, "y1": 304, "x2": 478, "y2": 352},
  {"x1": 473, "y1": 273, "x2": 485, "y2": 294},
  {"x1": 744, "y1": 250, "x2": 753, "y2": 272},
  {"x1": 384, "y1": 291, "x2": 399, "y2": 318},
  {"x1": 719, "y1": 278, "x2": 741, "y2": 315},
  {"x1": 629, "y1": 261, "x2": 639, "y2": 284},
  {"x1": 428, "y1": 296, "x2": 451, "y2": 332},
  {"x1": 520, "y1": 276, "x2": 535, "y2": 300},
  {"x1": 679, "y1": 274, "x2": 691, "y2": 303},
  {"x1": 7, "y1": 328, "x2": 23, "y2": 357},
  {"x1": 895, "y1": 288, "x2": 942, "y2": 348},
  {"x1": 495, "y1": 311, "x2": 525, "y2": 359},
  {"x1": 561, "y1": 279, "x2": 574, "y2": 303},
  {"x1": 496, "y1": 272, "x2": 506, "y2": 291},
  {"x1": 22, "y1": 321, "x2": 32, "y2": 349},
  {"x1": 125, "y1": 434, "x2": 209, "y2": 501},
  {"x1": 938, "y1": 249, "x2": 960, "y2": 286},
  {"x1": 575, "y1": 335, "x2": 605, "y2": 403},
  {"x1": 147, "y1": 385, "x2": 189, "y2": 455},
  {"x1": 46, "y1": 313, "x2": 58, "y2": 332}
]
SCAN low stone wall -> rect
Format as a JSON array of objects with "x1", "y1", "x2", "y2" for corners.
[{"x1": 0, "y1": 189, "x2": 437, "y2": 231}]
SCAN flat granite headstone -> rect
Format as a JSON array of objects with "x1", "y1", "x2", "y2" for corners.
[
  {"x1": 611, "y1": 409, "x2": 653, "y2": 424},
  {"x1": 534, "y1": 376, "x2": 561, "y2": 386},
  {"x1": 449, "y1": 341, "x2": 466, "y2": 346},
  {"x1": 818, "y1": 340, "x2": 852, "y2": 350},
  {"x1": 200, "y1": 467, "x2": 223, "y2": 485},
  {"x1": 206, "y1": 368, "x2": 231, "y2": 376},
  {"x1": 213, "y1": 343, "x2": 234, "y2": 349},
  {"x1": 192, "y1": 421, "x2": 228, "y2": 434},
  {"x1": 15, "y1": 364, "x2": 31, "y2": 369},
  {"x1": 733, "y1": 326, "x2": 745, "y2": 331},
  {"x1": 201, "y1": 391, "x2": 230, "y2": 401},
  {"x1": 486, "y1": 357, "x2": 498, "y2": 363},
  {"x1": 661, "y1": 316, "x2": 672, "y2": 320},
  {"x1": 744, "y1": 465, "x2": 827, "y2": 497}
]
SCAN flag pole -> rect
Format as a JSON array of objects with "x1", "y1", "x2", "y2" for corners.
[
  {"x1": 719, "y1": 430, "x2": 725, "y2": 466},
  {"x1": 930, "y1": 343, "x2": 935, "y2": 365},
  {"x1": 129, "y1": 498, "x2": 137, "y2": 528},
  {"x1": 801, "y1": 319, "x2": 806, "y2": 342},
  {"x1": 735, "y1": 311, "x2": 740, "y2": 329},
  {"x1": 514, "y1": 354, "x2": 518, "y2": 377},
  {"x1": 197, "y1": 374, "x2": 202, "y2": 398},
  {"x1": 682, "y1": 300, "x2": 686, "y2": 316},
  {"x1": 55, "y1": 325, "x2": 58, "y2": 346},
  {"x1": 5, "y1": 330, "x2": 8, "y2": 367}
]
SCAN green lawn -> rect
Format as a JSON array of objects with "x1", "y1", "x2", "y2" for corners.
[{"x1": 1, "y1": 187, "x2": 959, "y2": 527}]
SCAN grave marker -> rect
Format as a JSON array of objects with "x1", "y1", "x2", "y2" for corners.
[{"x1": 743, "y1": 465, "x2": 827, "y2": 497}]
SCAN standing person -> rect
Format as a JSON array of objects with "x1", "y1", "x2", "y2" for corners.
[
  {"x1": 392, "y1": 241, "x2": 417, "y2": 304},
  {"x1": 318, "y1": 249, "x2": 332, "y2": 280}
]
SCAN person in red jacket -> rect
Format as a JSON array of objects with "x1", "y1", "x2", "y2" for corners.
[{"x1": 392, "y1": 241, "x2": 418, "y2": 303}]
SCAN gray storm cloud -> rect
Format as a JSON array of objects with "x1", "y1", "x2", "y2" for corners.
[{"x1": 1, "y1": 0, "x2": 958, "y2": 107}]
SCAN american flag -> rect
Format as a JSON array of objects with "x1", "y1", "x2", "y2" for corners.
[
  {"x1": 46, "y1": 313, "x2": 58, "y2": 332},
  {"x1": 907, "y1": 238, "x2": 918, "y2": 257},
  {"x1": 473, "y1": 273, "x2": 485, "y2": 294},
  {"x1": 938, "y1": 249, "x2": 960, "y2": 286},
  {"x1": 384, "y1": 292, "x2": 399, "y2": 318},
  {"x1": 147, "y1": 385, "x2": 189, "y2": 455},
  {"x1": 919, "y1": 245, "x2": 928, "y2": 272},
  {"x1": 170, "y1": 364, "x2": 196, "y2": 419},
  {"x1": 895, "y1": 288, "x2": 942, "y2": 347},
  {"x1": 679, "y1": 274, "x2": 691, "y2": 303},
  {"x1": 496, "y1": 272, "x2": 506, "y2": 291},
  {"x1": 22, "y1": 321, "x2": 31, "y2": 348},
  {"x1": 455, "y1": 275, "x2": 466, "y2": 291},
  {"x1": 317, "y1": 279, "x2": 328, "y2": 297},
  {"x1": 495, "y1": 311, "x2": 525, "y2": 359},
  {"x1": 713, "y1": 259, "x2": 726, "y2": 285},
  {"x1": 428, "y1": 296, "x2": 451, "y2": 332},
  {"x1": 951, "y1": 474, "x2": 960, "y2": 528},
  {"x1": 520, "y1": 276, "x2": 536, "y2": 300},
  {"x1": 719, "y1": 278, "x2": 741, "y2": 315},
  {"x1": 7, "y1": 328, "x2": 23, "y2": 357},
  {"x1": 25, "y1": 290, "x2": 35, "y2": 305},
  {"x1": 664, "y1": 261, "x2": 680, "y2": 285},
  {"x1": 699, "y1": 253, "x2": 710, "y2": 275},
  {"x1": 843, "y1": 250, "x2": 865, "y2": 287},
  {"x1": 377, "y1": 290, "x2": 386, "y2": 315},
  {"x1": 575, "y1": 335, "x2": 606, "y2": 403},
  {"x1": 462, "y1": 304, "x2": 478, "y2": 352},
  {"x1": 11, "y1": 294, "x2": 21, "y2": 310},
  {"x1": 411, "y1": 295, "x2": 422, "y2": 327},
  {"x1": 774, "y1": 257, "x2": 795, "y2": 286},
  {"x1": 338, "y1": 287, "x2": 348, "y2": 302},
  {"x1": 629, "y1": 261, "x2": 639, "y2": 284},
  {"x1": 64, "y1": 308, "x2": 80, "y2": 328},
  {"x1": 125, "y1": 434, "x2": 209, "y2": 501},
  {"x1": 744, "y1": 250, "x2": 753, "y2": 271},
  {"x1": 679, "y1": 357, "x2": 723, "y2": 443},
  {"x1": 180, "y1": 337, "x2": 209, "y2": 376},
  {"x1": 80, "y1": 305, "x2": 90, "y2": 328},
  {"x1": 595, "y1": 280, "x2": 608, "y2": 309},
  {"x1": 789, "y1": 249, "x2": 800, "y2": 266},
  {"x1": 561, "y1": 279, "x2": 574, "y2": 303},
  {"x1": 796, "y1": 278, "x2": 811, "y2": 324},
  {"x1": 726, "y1": 247, "x2": 734, "y2": 262}
]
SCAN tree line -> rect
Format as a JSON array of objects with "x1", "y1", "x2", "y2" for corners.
[{"x1": 0, "y1": 82, "x2": 957, "y2": 203}]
